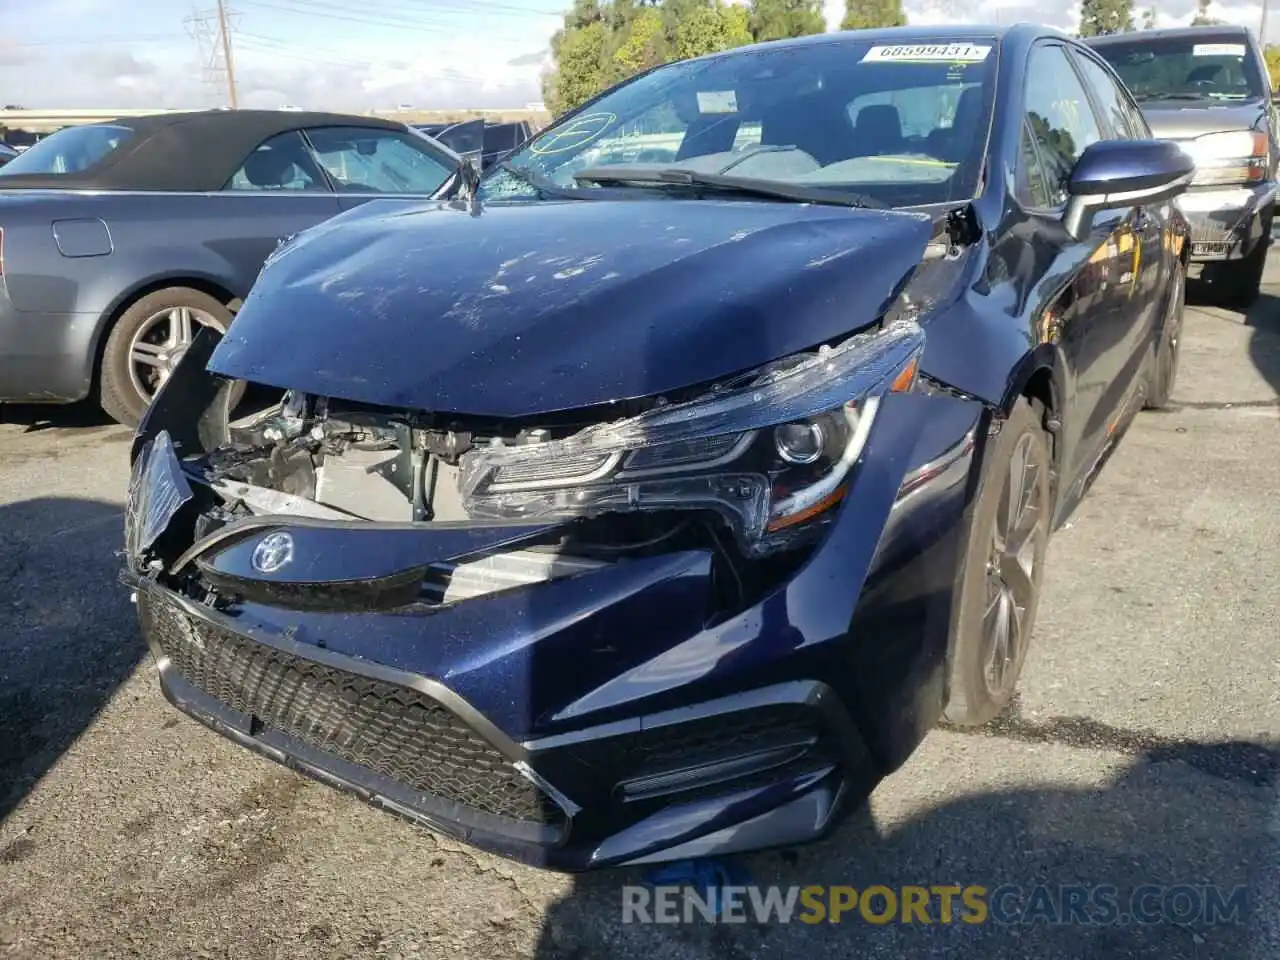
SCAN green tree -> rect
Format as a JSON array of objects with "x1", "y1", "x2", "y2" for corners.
[
  {"x1": 1190, "y1": 0, "x2": 1221, "y2": 25},
  {"x1": 673, "y1": 2, "x2": 753, "y2": 60},
  {"x1": 1140, "y1": 6, "x2": 1156, "y2": 28},
  {"x1": 543, "y1": 18, "x2": 610, "y2": 116},
  {"x1": 1264, "y1": 44, "x2": 1280, "y2": 90},
  {"x1": 1078, "y1": 0, "x2": 1133, "y2": 36},
  {"x1": 841, "y1": 0, "x2": 907, "y2": 30},
  {"x1": 748, "y1": 0, "x2": 826, "y2": 42},
  {"x1": 613, "y1": 6, "x2": 668, "y2": 76},
  {"x1": 543, "y1": 1, "x2": 760, "y2": 117}
]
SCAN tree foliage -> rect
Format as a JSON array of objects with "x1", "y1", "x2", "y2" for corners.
[
  {"x1": 1077, "y1": 0, "x2": 1133, "y2": 37},
  {"x1": 841, "y1": 0, "x2": 907, "y2": 31},
  {"x1": 1264, "y1": 45, "x2": 1280, "y2": 90},
  {"x1": 1190, "y1": 0, "x2": 1221, "y2": 25},
  {"x1": 543, "y1": 0, "x2": 763, "y2": 117},
  {"x1": 1140, "y1": 6, "x2": 1155, "y2": 29},
  {"x1": 748, "y1": 0, "x2": 826, "y2": 43}
]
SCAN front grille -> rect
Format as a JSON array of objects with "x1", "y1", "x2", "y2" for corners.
[{"x1": 142, "y1": 593, "x2": 563, "y2": 825}]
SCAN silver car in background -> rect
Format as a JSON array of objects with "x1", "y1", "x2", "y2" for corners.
[{"x1": 1090, "y1": 25, "x2": 1277, "y2": 306}]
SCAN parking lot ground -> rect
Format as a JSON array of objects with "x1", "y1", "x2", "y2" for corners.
[{"x1": 0, "y1": 264, "x2": 1277, "y2": 960}]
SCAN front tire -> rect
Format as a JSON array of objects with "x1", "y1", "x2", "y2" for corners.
[
  {"x1": 943, "y1": 399, "x2": 1052, "y2": 727},
  {"x1": 99, "y1": 287, "x2": 234, "y2": 428}
]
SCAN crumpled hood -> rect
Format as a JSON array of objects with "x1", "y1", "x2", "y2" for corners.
[
  {"x1": 1138, "y1": 99, "x2": 1268, "y2": 140},
  {"x1": 209, "y1": 197, "x2": 935, "y2": 417}
]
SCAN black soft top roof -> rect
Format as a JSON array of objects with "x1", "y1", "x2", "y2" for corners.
[{"x1": 0, "y1": 109, "x2": 408, "y2": 191}]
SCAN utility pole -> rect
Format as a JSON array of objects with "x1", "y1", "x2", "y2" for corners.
[{"x1": 216, "y1": 0, "x2": 239, "y2": 108}]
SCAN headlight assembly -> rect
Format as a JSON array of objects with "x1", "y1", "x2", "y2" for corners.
[
  {"x1": 1184, "y1": 130, "x2": 1269, "y2": 186},
  {"x1": 459, "y1": 319, "x2": 925, "y2": 555}
]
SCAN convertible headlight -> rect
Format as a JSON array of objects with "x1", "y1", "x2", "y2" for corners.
[
  {"x1": 1184, "y1": 131, "x2": 1268, "y2": 186},
  {"x1": 459, "y1": 319, "x2": 925, "y2": 555}
]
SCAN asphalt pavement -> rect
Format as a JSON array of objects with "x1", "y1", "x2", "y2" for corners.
[{"x1": 0, "y1": 262, "x2": 1277, "y2": 960}]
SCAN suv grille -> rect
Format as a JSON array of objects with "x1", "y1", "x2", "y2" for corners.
[{"x1": 141, "y1": 593, "x2": 563, "y2": 826}]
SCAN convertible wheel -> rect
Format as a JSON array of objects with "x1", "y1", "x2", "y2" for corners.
[
  {"x1": 943, "y1": 398, "x2": 1051, "y2": 727},
  {"x1": 1144, "y1": 262, "x2": 1185, "y2": 410},
  {"x1": 99, "y1": 287, "x2": 239, "y2": 427}
]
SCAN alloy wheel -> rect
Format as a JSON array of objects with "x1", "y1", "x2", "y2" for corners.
[
  {"x1": 982, "y1": 432, "x2": 1046, "y2": 697},
  {"x1": 127, "y1": 305, "x2": 226, "y2": 403}
]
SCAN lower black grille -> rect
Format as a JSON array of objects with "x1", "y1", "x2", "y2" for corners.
[{"x1": 141, "y1": 593, "x2": 563, "y2": 826}]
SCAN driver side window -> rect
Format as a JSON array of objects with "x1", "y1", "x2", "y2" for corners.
[{"x1": 1019, "y1": 44, "x2": 1104, "y2": 207}]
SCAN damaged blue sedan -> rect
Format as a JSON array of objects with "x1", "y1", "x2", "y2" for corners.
[{"x1": 123, "y1": 25, "x2": 1192, "y2": 870}]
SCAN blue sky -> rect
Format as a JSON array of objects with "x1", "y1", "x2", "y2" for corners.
[{"x1": 0, "y1": 0, "x2": 1265, "y2": 110}]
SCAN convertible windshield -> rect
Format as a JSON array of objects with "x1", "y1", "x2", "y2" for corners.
[
  {"x1": 0, "y1": 123, "x2": 135, "y2": 176},
  {"x1": 481, "y1": 37, "x2": 997, "y2": 207},
  {"x1": 1093, "y1": 35, "x2": 1266, "y2": 102}
]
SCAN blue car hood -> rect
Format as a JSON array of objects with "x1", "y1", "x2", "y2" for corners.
[{"x1": 209, "y1": 198, "x2": 935, "y2": 417}]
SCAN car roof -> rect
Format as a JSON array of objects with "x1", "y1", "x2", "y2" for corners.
[
  {"x1": 682, "y1": 22, "x2": 1064, "y2": 60},
  {"x1": 1086, "y1": 25, "x2": 1252, "y2": 46},
  {"x1": 0, "y1": 109, "x2": 409, "y2": 192}
]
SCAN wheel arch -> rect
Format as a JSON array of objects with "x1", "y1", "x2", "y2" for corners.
[
  {"x1": 88, "y1": 275, "x2": 240, "y2": 391},
  {"x1": 1001, "y1": 344, "x2": 1067, "y2": 507}
]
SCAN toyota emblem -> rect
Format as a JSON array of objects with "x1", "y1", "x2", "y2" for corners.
[{"x1": 251, "y1": 532, "x2": 294, "y2": 574}]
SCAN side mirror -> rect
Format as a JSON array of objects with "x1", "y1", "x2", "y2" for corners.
[{"x1": 1062, "y1": 139, "x2": 1194, "y2": 241}]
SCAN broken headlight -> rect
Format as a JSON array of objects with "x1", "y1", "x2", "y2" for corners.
[{"x1": 459, "y1": 319, "x2": 924, "y2": 555}]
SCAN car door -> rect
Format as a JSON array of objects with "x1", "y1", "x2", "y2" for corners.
[
  {"x1": 216, "y1": 130, "x2": 342, "y2": 289},
  {"x1": 1069, "y1": 47, "x2": 1170, "y2": 388},
  {"x1": 300, "y1": 125, "x2": 458, "y2": 212},
  {"x1": 1016, "y1": 42, "x2": 1139, "y2": 491}
]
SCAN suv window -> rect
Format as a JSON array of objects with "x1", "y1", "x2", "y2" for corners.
[
  {"x1": 1072, "y1": 51, "x2": 1145, "y2": 139},
  {"x1": 305, "y1": 127, "x2": 453, "y2": 194},
  {"x1": 1021, "y1": 44, "x2": 1104, "y2": 206},
  {"x1": 225, "y1": 131, "x2": 328, "y2": 191}
]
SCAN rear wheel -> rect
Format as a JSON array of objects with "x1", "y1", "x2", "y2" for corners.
[
  {"x1": 1144, "y1": 261, "x2": 1185, "y2": 410},
  {"x1": 943, "y1": 399, "x2": 1052, "y2": 727},
  {"x1": 99, "y1": 287, "x2": 236, "y2": 427}
]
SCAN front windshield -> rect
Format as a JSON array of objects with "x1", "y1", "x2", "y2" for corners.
[
  {"x1": 1094, "y1": 36, "x2": 1266, "y2": 102},
  {"x1": 0, "y1": 123, "x2": 135, "y2": 176},
  {"x1": 481, "y1": 37, "x2": 997, "y2": 207}
]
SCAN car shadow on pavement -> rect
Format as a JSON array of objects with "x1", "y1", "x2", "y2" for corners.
[
  {"x1": 530, "y1": 724, "x2": 1280, "y2": 960},
  {"x1": 1242, "y1": 292, "x2": 1280, "y2": 399},
  {"x1": 0, "y1": 400, "x2": 116, "y2": 432},
  {"x1": 1185, "y1": 281, "x2": 1280, "y2": 400},
  {"x1": 0, "y1": 497, "x2": 144, "y2": 826}
]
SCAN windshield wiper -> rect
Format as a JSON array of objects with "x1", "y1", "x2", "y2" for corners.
[
  {"x1": 572, "y1": 166, "x2": 886, "y2": 209},
  {"x1": 1134, "y1": 92, "x2": 1213, "y2": 102}
]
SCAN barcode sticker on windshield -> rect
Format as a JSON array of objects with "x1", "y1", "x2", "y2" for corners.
[
  {"x1": 696, "y1": 90, "x2": 738, "y2": 114},
  {"x1": 1193, "y1": 43, "x2": 1246, "y2": 56},
  {"x1": 862, "y1": 43, "x2": 992, "y2": 63}
]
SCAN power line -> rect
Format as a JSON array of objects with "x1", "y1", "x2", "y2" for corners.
[
  {"x1": 12, "y1": 34, "x2": 187, "y2": 47},
  {"x1": 238, "y1": 0, "x2": 559, "y2": 34}
]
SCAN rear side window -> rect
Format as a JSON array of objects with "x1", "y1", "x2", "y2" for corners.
[
  {"x1": 225, "y1": 131, "x2": 328, "y2": 191},
  {"x1": 1072, "y1": 51, "x2": 1145, "y2": 139},
  {"x1": 1021, "y1": 44, "x2": 1104, "y2": 206},
  {"x1": 0, "y1": 124, "x2": 134, "y2": 176}
]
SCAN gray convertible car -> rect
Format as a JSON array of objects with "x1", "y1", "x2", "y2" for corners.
[{"x1": 0, "y1": 110, "x2": 463, "y2": 424}]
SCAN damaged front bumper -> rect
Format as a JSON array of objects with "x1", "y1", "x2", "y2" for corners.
[{"x1": 123, "y1": 326, "x2": 986, "y2": 870}]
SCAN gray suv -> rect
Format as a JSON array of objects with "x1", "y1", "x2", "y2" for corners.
[{"x1": 1089, "y1": 26, "x2": 1277, "y2": 306}]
